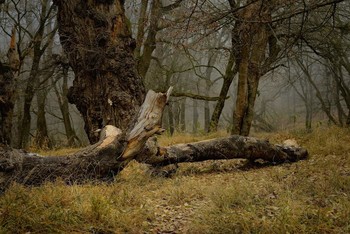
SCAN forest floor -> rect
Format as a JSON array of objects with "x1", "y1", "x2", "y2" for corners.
[{"x1": 0, "y1": 126, "x2": 349, "y2": 233}]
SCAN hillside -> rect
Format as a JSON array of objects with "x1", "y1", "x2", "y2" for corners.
[{"x1": 0, "y1": 127, "x2": 349, "y2": 233}]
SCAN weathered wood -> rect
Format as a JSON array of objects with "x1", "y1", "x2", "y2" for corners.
[
  {"x1": 0, "y1": 89, "x2": 170, "y2": 190},
  {"x1": 137, "y1": 135, "x2": 308, "y2": 166},
  {"x1": 121, "y1": 87, "x2": 172, "y2": 160},
  {"x1": 0, "y1": 89, "x2": 308, "y2": 190},
  {"x1": 0, "y1": 126, "x2": 124, "y2": 190}
]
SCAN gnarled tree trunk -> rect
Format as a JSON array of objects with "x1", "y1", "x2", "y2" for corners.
[{"x1": 54, "y1": 0, "x2": 145, "y2": 143}]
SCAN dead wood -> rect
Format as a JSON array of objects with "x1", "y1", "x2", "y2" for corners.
[
  {"x1": 0, "y1": 89, "x2": 171, "y2": 190},
  {"x1": 0, "y1": 89, "x2": 308, "y2": 190},
  {"x1": 137, "y1": 136, "x2": 308, "y2": 167}
]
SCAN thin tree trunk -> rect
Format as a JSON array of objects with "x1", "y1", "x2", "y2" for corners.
[
  {"x1": 19, "y1": 0, "x2": 52, "y2": 148},
  {"x1": 303, "y1": 62, "x2": 338, "y2": 125},
  {"x1": 204, "y1": 91, "x2": 210, "y2": 132},
  {"x1": 173, "y1": 100, "x2": 180, "y2": 131},
  {"x1": 193, "y1": 99, "x2": 199, "y2": 133},
  {"x1": 20, "y1": 56, "x2": 41, "y2": 148},
  {"x1": 180, "y1": 98, "x2": 186, "y2": 132},
  {"x1": 34, "y1": 83, "x2": 51, "y2": 149},
  {"x1": 231, "y1": 43, "x2": 249, "y2": 135},
  {"x1": 167, "y1": 102, "x2": 175, "y2": 136},
  {"x1": 137, "y1": 0, "x2": 161, "y2": 78},
  {"x1": 54, "y1": 63, "x2": 80, "y2": 147},
  {"x1": 203, "y1": 51, "x2": 218, "y2": 132},
  {"x1": 346, "y1": 110, "x2": 350, "y2": 127},
  {"x1": 135, "y1": 0, "x2": 149, "y2": 58},
  {"x1": 333, "y1": 77, "x2": 344, "y2": 126},
  {"x1": 241, "y1": 74, "x2": 259, "y2": 136},
  {"x1": 209, "y1": 52, "x2": 237, "y2": 132}
]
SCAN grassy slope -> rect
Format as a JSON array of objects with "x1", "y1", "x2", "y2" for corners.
[{"x1": 0, "y1": 127, "x2": 349, "y2": 233}]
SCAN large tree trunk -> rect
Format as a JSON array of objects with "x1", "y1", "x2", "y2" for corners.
[
  {"x1": 240, "y1": 16, "x2": 269, "y2": 136},
  {"x1": 54, "y1": 0, "x2": 145, "y2": 143},
  {"x1": 231, "y1": 1, "x2": 270, "y2": 136},
  {"x1": 0, "y1": 89, "x2": 308, "y2": 191}
]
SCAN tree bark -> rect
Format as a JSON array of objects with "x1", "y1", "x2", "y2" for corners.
[
  {"x1": 54, "y1": 58, "x2": 81, "y2": 147},
  {"x1": 179, "y1": 97, "x2": 186, "y2": 132},
  {"x1": 34, "y1": 83, "x2": 51, "y2": 149},
  {"x1": 231, "y1": 1, "x2": 271, "y2": 136},
  {"x1": 193, "y1": 99, "x2": 199, "y2": 133},
  {"x1": 138, "y1": 135, "x2": 308, "y2": 167},
  {"x1": 203, "y1": 50, "x2": 219, "y2": 132},
  {"x1": 0, "y1": 28, "x2": 19, "y2": 145},
  {"x1": 167, "y1": 103, "x2": 175, "y2": 136},
  {"x1": 0, "y1": 89, "x2": 170, "y2": 190},
  {"x1": 232, "y1": 43, "x2": 249, "y2": 135},
  {"x1": 0, "y1": 63, "x2": 15, "y2": 145},
  {"x1": 0, "y1": 89, "x2": 308, "y2": 191},
  {"x1": 135, "y1": 0, "x2": 149, "y2": 59},
  {"x1": 18, "y1": 0, "x2": 55, "y2": 148},
  {"x1": 137, "y1": 0, "x2": 161, "y2": 78},
  {"x1": 54, "y1": 0, "x2": 146, "y2": 143},
  {"x1": 240, "y1": 17, "x2": 269, "y2": 136},
  {"x1": 209, "y1": 38, "x2": 237, "y2": 132}
]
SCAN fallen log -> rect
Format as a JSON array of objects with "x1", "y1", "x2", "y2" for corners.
[
  {"x1": 0, "y1": 89, "x2": 308, "y2": 190},
  {"x1": 137, "y1": 136, "x2": 308, "y2": 167},
  {"x1": 0, "y1": 89, "x2": 170, "y2": 190}
]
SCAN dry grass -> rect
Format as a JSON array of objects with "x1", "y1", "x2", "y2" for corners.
[
  {"x1": 157, "y1": 130, "x2": 228, "y2": 146},
  {"x1": 1, "y1": 126, "x2": 349, "y2": 233},
  {"x1": 31, "y1": 147, "x2": 81, "y2": 156}
]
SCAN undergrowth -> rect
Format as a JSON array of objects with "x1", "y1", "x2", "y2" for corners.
[{"x1": 0, "y1": 126, "x2": 349, "y2": 233}]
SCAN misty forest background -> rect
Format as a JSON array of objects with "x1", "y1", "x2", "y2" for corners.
[{"x1": 1, "y1": 0, "x2": 350, "y2": 150}]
